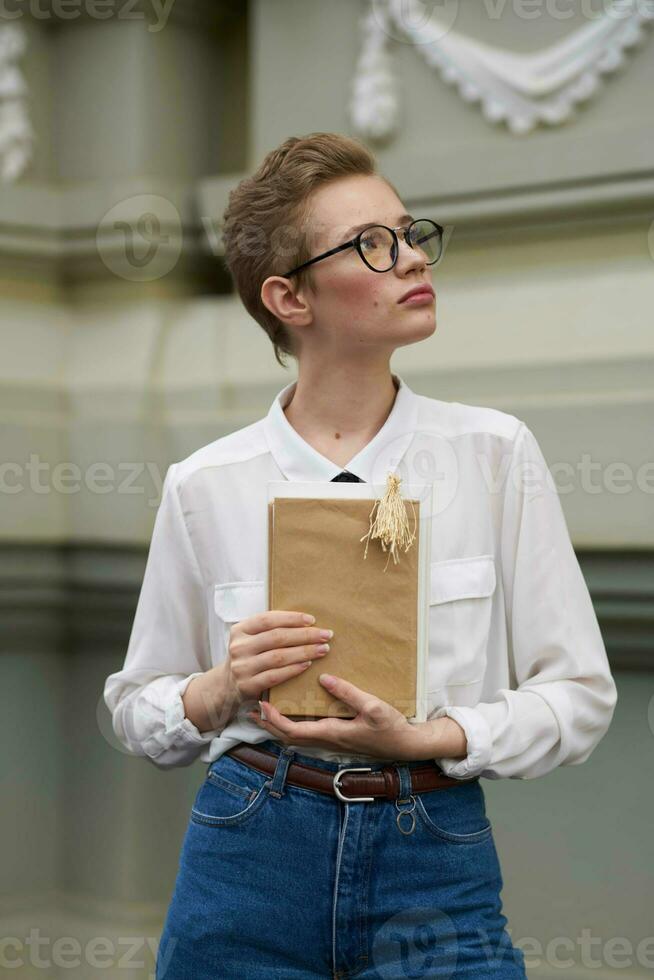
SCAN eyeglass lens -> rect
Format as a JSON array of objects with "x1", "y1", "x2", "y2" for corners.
[{"x1": 359, "y1": 220, "x2": 442, "y2": 271}]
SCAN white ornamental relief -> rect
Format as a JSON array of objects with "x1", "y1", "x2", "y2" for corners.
[
  {"x1": 0, "y1": 24, "x2": 33, "y2": 182},
  {"x1": 350, "y1": 0, "x2": 654, "y2": 137}
]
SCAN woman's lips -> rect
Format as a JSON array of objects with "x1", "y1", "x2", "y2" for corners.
[{"x1": 400, "y1": 290, "x2": 435, "y2": 306}]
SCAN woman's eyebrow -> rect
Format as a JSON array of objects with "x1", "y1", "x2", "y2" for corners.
[{"x1": 343, "y1": 213, "x2": 415, "y2": 238}]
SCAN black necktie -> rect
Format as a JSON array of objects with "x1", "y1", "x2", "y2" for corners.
[{"x1": 331, "y1": 470, "x2": 364, "y2": 482}]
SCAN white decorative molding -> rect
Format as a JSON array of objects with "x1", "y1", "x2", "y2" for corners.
[
  {"x1": 0, "y1": 24, "x2": 33, "y2": 182},
  {"x1": 350, "y1": 0, "x2": 654, "y2": 137}
]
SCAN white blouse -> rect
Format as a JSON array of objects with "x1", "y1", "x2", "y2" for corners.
[{"x1": 103, "y1": 373, "x2": 618, "y2": 779}]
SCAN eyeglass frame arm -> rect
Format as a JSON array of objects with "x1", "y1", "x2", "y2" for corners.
[{"x1": 280, "y1": 219, "x2": 444, "y2": 278}]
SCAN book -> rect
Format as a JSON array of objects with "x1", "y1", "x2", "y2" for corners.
[{"x1": 264, "y1": 481, "x2": 433, "y2": 723}]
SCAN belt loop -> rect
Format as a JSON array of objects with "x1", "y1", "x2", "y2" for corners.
[
  {"x1": 394, "y1": 763, "x2": 412, "y2": 802},
  {"x1": 393, "y1": 763, "x2": 417, "y2": 835},
  {"x1": 269, "y1": 747, "x2": 295, "y2": 798}
]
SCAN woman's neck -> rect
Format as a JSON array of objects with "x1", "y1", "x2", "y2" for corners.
[{"x1": 283, "y1": 367, "x2": 399, "y2": 469}]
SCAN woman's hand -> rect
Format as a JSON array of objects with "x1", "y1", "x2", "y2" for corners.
[
  {"x1": 223, "y1": 610, "x2": 333, "y2": 707},
  {"x1": 246, "y1": 673, "x2": 443, "y2": 761}
]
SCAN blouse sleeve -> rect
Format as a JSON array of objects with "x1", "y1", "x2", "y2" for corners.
[
  {"x1": 432, "y1": 422, "x2": 618, "y2": 780},
  {"x1": 103, "y1": 463, "x2": 223, "y2": 769}
]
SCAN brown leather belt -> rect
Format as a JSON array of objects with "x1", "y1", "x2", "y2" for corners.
[{"x1": 226, "y1": 742, "x2": 478, "y2": 803}]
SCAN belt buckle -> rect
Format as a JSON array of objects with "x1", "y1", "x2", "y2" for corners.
[{"x1": 332, "y1": 766, "x2": 375, "y2": 803}]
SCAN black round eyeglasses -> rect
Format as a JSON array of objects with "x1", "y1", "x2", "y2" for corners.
[{"x1": 281, "y1": 218, "x2": 444, "y2": 277}]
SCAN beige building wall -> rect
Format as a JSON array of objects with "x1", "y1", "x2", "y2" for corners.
[{"x1": 1, "y1": 2, "x2": 652, "y2": 977}]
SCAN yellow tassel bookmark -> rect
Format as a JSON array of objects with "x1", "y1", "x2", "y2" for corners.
[{"x1": 360, "y1": 472, "x2": 418, "y2": 571}]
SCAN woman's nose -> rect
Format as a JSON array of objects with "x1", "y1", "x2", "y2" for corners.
[{"x1": 396, "y1": 235, "x2": 426, "y2": 271}]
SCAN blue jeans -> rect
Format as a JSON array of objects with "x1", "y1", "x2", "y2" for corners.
[{"x1": 156, "y1": 738, "x2": 527, "y2": 979}]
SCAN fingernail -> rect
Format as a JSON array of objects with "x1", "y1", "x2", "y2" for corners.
[
  {"x1": 319, "y1": 673, "x2": 334, "y2": 685},
  {"x1": 258, "y1": 700, "x2": 267, "y2": 720},
  {"x1": 320, "y1": 629, "x2": 334, "y2": 640},
  {"x1": 303, "y1": 614, "x2": 316, "y2": 624}
]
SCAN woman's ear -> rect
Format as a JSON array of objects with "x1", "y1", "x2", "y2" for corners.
[{"x1": 261, "y1": 275, "x2": 312, "y2": 331}]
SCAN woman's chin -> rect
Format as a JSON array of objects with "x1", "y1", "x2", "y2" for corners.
[{"x1": 399, "y1": 315, "x2": 436, "y2": 343}]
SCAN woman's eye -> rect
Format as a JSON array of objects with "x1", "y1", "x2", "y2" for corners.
[{"x1": 361, "y1": 234, "x2": 378, "y2": 251}]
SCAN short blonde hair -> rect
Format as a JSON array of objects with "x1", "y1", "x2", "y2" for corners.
[{"x1": 221, "y1": 132, "x2": 389, "y2": 368}]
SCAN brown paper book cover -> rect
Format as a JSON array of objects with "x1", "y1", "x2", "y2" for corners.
[{"x1": 265, "y1": 487, "x2": 430, "y2": 722}]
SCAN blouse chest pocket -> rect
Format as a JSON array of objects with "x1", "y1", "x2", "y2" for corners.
[
  {"x1": 212, "y1": 580, "x2": 266, "y2": 657},
  {"x1": 427, "y1": 555, "x2": 497, "y2": 692}
]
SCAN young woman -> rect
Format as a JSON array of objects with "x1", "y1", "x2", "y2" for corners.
[{"x1": 104, "y1": 132, "x2": 617, "y2": 978}]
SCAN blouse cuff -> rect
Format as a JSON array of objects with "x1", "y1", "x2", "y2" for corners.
[
  {"x1": 169, "y1": 672, "x2": 224, "y2": 743},
  {"x1": 432, "y1": 705, "x2": 493, "y2": 779},
  {"x1": 143, "y1": 673, "x2": 222, "y2": 757}
]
